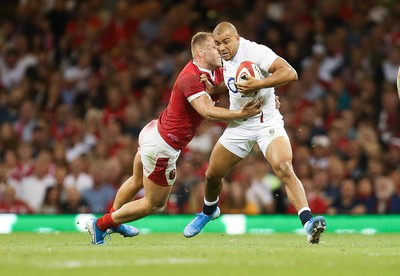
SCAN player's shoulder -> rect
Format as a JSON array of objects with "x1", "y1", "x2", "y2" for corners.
[
  {"x1": 180, "y1": 60, "x2": 199, "y2": 75},
  {"x1": 177, "y1": 61, "x2": 200, "y2": 81},
  {"x1": 175, "y1": 61, "x2": 203, "y2": 90},
  {"x1": 240, "y1": 37, "x2": 273, "y2": 53}
]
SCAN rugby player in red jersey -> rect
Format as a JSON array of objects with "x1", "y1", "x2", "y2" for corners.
[{"x1": 86, "y1": 32, "x2": 262, "y2": 244}]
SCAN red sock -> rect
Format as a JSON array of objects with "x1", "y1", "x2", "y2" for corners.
[
  {"x1": 109, "y1": 207, "x2": 121, "y2": 227},
  {"x1": 96, "y1": 213, "x2": 119, "y2": 231}
]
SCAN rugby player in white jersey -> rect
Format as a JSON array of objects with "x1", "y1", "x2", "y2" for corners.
[
  {"x1": 184, "y1": 22, "x2": 326, "y2": 244},
  {"x1": 85, "y1": 32, "x2": 262, "y2": 244}
]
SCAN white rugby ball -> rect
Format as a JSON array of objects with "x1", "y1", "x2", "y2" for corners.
[{"x1": 235, "y1": 61, "x2": 263, "y2": 97}]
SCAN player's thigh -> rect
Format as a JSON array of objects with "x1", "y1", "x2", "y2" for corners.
[
  {"x1": 207, "y1": 142, "x2": 243, "y2": 179},
  {"x1": 265, "y1": 136, "x2": 293, "y2": 166},
  {"x1": 143, "y1": 176, "x2": 173, "y2": 208},
  {"x1": 132, "y1": 152, "x2": 143, "y2": 186}
]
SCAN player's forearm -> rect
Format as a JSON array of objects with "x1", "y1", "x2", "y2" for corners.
[
  {"x1": 260, "y1": 67, "x2": 298, "y2": 88},
  {"x1": 203, "y1": 106, "x2": 242, "y2": 121}
]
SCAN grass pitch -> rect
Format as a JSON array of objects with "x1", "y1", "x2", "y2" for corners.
[{"x1": 0, "y1": 232, "x2": 399, "y2": 276}]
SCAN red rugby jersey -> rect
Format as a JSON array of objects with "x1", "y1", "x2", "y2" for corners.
[{"x1": 157, "y1": 61, "x2": 223, "y2": 150}]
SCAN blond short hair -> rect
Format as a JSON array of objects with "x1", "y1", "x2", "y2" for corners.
[{"x1": 191, "y1": 32, "x2": 212, "y2": 58}]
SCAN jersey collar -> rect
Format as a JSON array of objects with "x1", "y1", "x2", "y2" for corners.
[{"x1": 192, "y1": 60, "x2": 215, "y2": 79}]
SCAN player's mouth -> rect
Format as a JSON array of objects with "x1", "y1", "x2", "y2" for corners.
[{"x1": 220, "y1": 52, "x2": 229, "y2": 59}]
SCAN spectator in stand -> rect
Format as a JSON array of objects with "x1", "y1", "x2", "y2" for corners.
[
  {"x1": 103, "y1": 157, "x2": 123, "y2": 190},
  {"x1": 356, "y1": 176, "x2": 375, "y2": 214},
  {"x1": 30, "y1": 121, "x2": 52, "y2": 157},
  {"x1": 366, "y1": 157, "x2": 386, "y2": 180},
  {"x1": 0, "y1": 185, "x2": 32, "y2": 214},
  {"x1": 221, "y1": 181, "x2": 259, "y2": 215},
  {"x1": 122, "y1": 103, "x2": 142, "y2": 139},
  {"x1": 13, "y1": 99, "x2": 37, "y2": 142},
  {"x1": 385, "y1": 140, "x2": 400, "y2": 172},
  {"x1": 373, "y1": 176, "x2": 400, "y2": 214},
  {"x1": 287, "y1": 178, "x2": 328, "y2": 215},
  {"x1": 309, "y1": 135, "x2": 330, "y2": 170},
  {"x1": 40, "y1": 73, "x2": 64, "y2": 120},
  {"x1": 324, "y1": 156, "x2": 346, "y2": 205},
  {"x1": 0, "y1": 122, "x2": 18, "y2": 159},
  {"x1": 343, "y1": 139, "x2": 368, "y2": 180},
  {"x1": 63, "y1": 155, "x2": 93, "y2": 193},
  {"x1": 169, "y1": 158, "x2": 200, "y2": 214},
  {"x1": 82, "y1": 163, "x2": 116, "y2": 214},
  {"x1": 101, "y1": 119, "x2": 126, "y2": 157},
  {"x1": 59, "y1": 186, "x2": 90, "y2": 214},
  {"x1": 40, "y1": 186, "x2": 61, "y2": 214},
  {"x1": 310, "y1": 169, "x2": 334, "y2": 208},
  {"x1": 378, "y1": 88, "x2": 400, "y2": 146},
  {"x1": 102, "y1": 85, "x2": 128, "y2": 126},
  {"x1": 52, "y1": 141, "x2": 68, "y2": 168},
  {"x1": 64, "y1": 118, "x2": 97, "y2": 163},
  {"x1": 63, "y1": 51, "x2": 93, "y2": 105},
  {"x1": 328, "y1": 178, "x2": 367, "y2": 215},
  {"x1": 246, "y1": 159, "x2": 277, "y2": 214},
  {"x1": 0, "y1": 47, "x2": 37, "y2": 90},
  {"x1": 19, "y1": 152, "x2": 57, "y2": 213}
]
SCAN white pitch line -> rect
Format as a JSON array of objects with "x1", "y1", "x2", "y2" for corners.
[{"x1": 35, "y1": 258, "x2": 209, "y2": 268}]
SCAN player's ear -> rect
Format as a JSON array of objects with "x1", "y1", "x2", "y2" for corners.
[{"x1": 199, "y1": 49, "x2": 205, "y2": 58}]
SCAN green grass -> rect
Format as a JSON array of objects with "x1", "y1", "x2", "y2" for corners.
[{"x1": 0, "y1": 233, "x2": 399, "y2": 276}]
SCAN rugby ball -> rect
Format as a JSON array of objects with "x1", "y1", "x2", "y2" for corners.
[
  {"x1": 235, "y1": 61, "x2": 263, "y2": 97},
  {"x1": 235, "y1": 61, "x2": 263, "y2": 83}
]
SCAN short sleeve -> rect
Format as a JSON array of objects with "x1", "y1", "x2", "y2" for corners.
[{"x1": 177, "y1": 73, "x2": 205, "y2": 98}]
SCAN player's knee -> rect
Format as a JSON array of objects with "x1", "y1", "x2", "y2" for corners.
[
  {"x1": 146, "y1": 200, "x2": 167, "y2": 214},
  {"x1": 273, "y1": 160, "x2": 294, "y2": 178},
  {"x1": 205, "y1": 169, "x2": 222, "y2": 184}
]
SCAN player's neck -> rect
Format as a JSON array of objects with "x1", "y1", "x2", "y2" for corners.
[{"x1": 193, "y1": 59, "x2": 214, "y2": 73}]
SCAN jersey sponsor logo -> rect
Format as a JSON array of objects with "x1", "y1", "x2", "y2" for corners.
[{"x1": 227, "y1": 77, "x2": 238, "y2": 94}]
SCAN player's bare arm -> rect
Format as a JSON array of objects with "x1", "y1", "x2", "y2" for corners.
[
  {"x1": 191, "y1": 94, "x2": 261, "y2": 121},
  {"x1": 235, "y1": 57, "x2": 297, "y2": 93}
]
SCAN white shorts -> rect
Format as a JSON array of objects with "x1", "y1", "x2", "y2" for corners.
[
  {"x1": 218, "y1": 112, "x2": 288, "y2": 158},
  {"x1": 138, "y1": 120, "x2": 180, "y2": 186}
]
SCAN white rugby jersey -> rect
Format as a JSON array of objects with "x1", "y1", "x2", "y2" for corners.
[{"x1": 223, "y1": 37, "x2": 280, "y2": 124}]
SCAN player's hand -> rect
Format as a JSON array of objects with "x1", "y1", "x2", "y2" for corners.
[
  {"x1": 240, "y1": 98, "x2": 262, "y2": 118},
  {"x1": 275, "y1": 95, "x2": 281, "y2": 109},
  {"x1": 235, "y1": 75, "x2": 260, "y2": 94},
  {"x1": 200, "y1": 73, "x2": 214, "y2": 94}
]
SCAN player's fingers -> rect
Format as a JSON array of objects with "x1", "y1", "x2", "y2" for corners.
[{"x1": 200, "y1": 73, "x2": 208, "y2": 82}]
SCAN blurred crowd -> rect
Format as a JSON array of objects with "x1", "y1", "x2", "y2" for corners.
[{"x1": 0, "y1": 0, "x2": 399, "y2": 215}]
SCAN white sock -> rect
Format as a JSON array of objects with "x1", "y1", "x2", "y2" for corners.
[{"x1": 204, "y1": 197, "x2": 219, "y2": 206}]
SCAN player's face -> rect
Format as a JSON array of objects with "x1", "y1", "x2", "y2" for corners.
[
  {"x1": 203, "y1": 37, "x2": 223, "y2": 69},
  {"x1": 213, "y1": 31, "x2": 239, "y2": 61}
]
